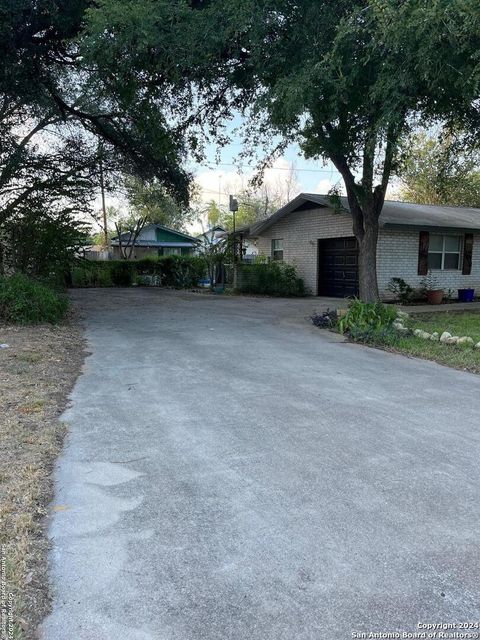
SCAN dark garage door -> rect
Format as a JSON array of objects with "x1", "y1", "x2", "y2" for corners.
[{"x1": 318, "y1": 237, "x2": 359, "y2": 297}]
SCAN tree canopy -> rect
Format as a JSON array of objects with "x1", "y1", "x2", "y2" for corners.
[{"x1": 397, "y1": 131, "x2": 480, "y2": 207}]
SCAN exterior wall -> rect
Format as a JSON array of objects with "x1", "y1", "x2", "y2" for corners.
[
  {"x1": 254, "y1": 206, "x2": 480, "y2": 298},
  {"x1": 377, "y1": 229, "x2": 480, "y2": 298},
  {"x1": 156, "y1": 228, "x2": 192, "y2": 243},
  {"x1": 139, "y1": 225, "x2": 157, "y2": 241},
  {"x1": 255, "y1": 207, "x2": 354, "y2": 294},
  {"x1": 111, "y1": 246, "x2": 158, "y2": 260},
  {"x1": 111, "y1": 246, "x2": 194, "y2": 260}
]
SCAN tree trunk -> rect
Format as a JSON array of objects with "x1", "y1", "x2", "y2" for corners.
[{"x1": 357, "y1": 222, "x2": 380, "y2": 302}]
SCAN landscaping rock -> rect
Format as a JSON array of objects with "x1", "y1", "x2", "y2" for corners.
[
  {"x1": 440, "y1": 331, "x2": 452, "y2": 343},
  {"x1": 457, "y1": 336, "x2": 474, "y2": 346},
  {"x1": 430, "y1": 332, "x2": 439, "y2": 341},
  {"x1": 393, "y1": 322, "x2": 409, "y2": 334},
  {"x1": 413, "y1": 329, "x2": 431, "y2": 339},
  {"x1": 396, "y1": 311, "x2": 410, "y2": 320},
  {"x1": 475, "y1": 342, "x2": 480, "y2": 349},
  {"x1": 445, "y1": 336, "x2": 460, "y2": 345}
]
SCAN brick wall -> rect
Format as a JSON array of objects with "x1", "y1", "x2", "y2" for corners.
[
  {"x1": 255, "y1": 207, "x2": 354, "y2": 294},
  {"x1": 377, "y1": 229, "x2": 480, "y2": 298},
  {"x1": 254, "y1": 207, "x2": 480, "y2": 298}
]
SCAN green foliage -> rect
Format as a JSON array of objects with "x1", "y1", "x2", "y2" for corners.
[
  {"x1": 0, "y1": 274, "x2": 68, "y2": 325},
  {"x1": 71, "y1": 256, "x2": 207, "y2": 289},
  {"x1": 237, "y1": 262, "x2": 306, "y2": 297},
  {"x1": 337, "y1": 299, "x2": 397, "y2": 335},
  {"x1": 124, "y1": 177, "x2": 197, "y2": 230},
  {"x1": 397, "y1": 131, "x2": 480, "y2": 207},
  {"x1": 111, "y1": 262, "x2": 134, "y2": 287},
  {"x1": 387, "y1": 277, "x2": 414, "y2": 304},
  {"x1": 420, "y1": 270, "x2": 441, "y2": 293},
  {"x1": 1, "y1": 208, "x2": 90, "y2": 279}
]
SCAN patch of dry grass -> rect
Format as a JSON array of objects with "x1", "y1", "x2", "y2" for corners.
[{"x1": 0, "y1": 317, "x2": 85, "y2": 639}]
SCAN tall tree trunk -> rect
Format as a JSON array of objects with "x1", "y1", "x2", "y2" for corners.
[
  {"x1": 342, "y1": 184, "x2": 382, "y2": 302},
  {"x1": 357, "y1": 222, "x2": 380, "y2": 302}
]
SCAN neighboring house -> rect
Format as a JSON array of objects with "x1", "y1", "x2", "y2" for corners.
[
  {"x1": 244, "y1": 193, "x2": 480, "y2": 298},
  {"x1": 110, "y1": 223, "x2": 198, "y2": 259},
  {"x1": 196, "y1": 225, "x2": 228, "y2": 251},
  {"x1": 197, "y1": 225, "x2": 259, "y2": 261}
]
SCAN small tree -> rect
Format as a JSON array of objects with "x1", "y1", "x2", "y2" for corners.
[
  {"x1": 198, "y1": 226, "x2": 228, "y2": 290},
  {"x1": 113, "y1": 215, "x2": 149, "y2": 260}
]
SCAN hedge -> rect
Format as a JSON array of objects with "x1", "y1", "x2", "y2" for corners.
[
  {"x1": 71, "y1": 255, "x2": 207, "y2": 289},
  {"x1": 236, "y1": 262, "x2": 306, "y2": 296}
]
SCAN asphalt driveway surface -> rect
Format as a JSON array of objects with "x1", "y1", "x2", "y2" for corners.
[{"x1": 43, "y1": 289, "x2": 480, "y2": 640}]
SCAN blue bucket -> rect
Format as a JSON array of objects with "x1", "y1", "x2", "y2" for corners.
[{"x1": 458, "y1": 288, "x2": 475, "y2": 302}]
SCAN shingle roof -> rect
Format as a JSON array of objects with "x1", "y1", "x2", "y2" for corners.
[{"x1": 249, "y1": 193, "x2": 480, "y2": 235}]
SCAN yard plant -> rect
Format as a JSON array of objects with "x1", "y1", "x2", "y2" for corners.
[
  {"x1": 236, "y1": 261, "x2": 306, "y2": 297},
  {"x1": 0, "y1": 274, "x2": 69, "y2": 325},
  {"x1": 71, "y1": 255, "x2": 207, "y2": 290},
  {"x1": 337, "y1": 299, "x2": 397, "y2": 335}
]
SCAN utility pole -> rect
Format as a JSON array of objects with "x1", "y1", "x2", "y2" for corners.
[
  {"x1": 229, "y1": 195, "x2": 238, "y2": 289},
  {"x1": 99, "y1": 147, "x2": 108, "y2": 248}
]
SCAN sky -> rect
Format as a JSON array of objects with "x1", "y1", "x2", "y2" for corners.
[
  {"x1": 99, "y1": 115, "x2": 401, "y2": 234},
  {"x1": 189, "y1": 117, "x2": 345, "y2": 210}
]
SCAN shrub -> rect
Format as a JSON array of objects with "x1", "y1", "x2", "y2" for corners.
[
  {"x1": 70, "y1": 256, "x2": 207, "y2": 289},
  {"x1": 237, "y1": 261, "x2": 306, "y2": 296},
  {"x1": 111, "y1": 262, "x2": 134, "y2": 286},
  {"x1": 387, "y1": 277, "x2": 414, "y2": 304},
  {"x1": 0, "y1": 274, "x2": 69, "y2": 324},
  {"x1": 337, "y1": 299, "x2": 397, "y2": 335}
]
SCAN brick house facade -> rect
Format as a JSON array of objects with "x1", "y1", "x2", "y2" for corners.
[{"x1": 246, "y1": 194, "x2": 480, "y2": 299}]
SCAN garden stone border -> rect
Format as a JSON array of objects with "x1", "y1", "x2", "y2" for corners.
[{"x1": 393, "y1": 311, "x2": 480, "y2": 349}]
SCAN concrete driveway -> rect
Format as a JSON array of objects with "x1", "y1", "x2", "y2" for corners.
[{"x1": 43, "y1": 289, "x2": 480, "y2": 640}]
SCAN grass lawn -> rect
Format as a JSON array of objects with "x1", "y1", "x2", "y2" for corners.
[
  {"x1": 411, "y1": 310, "x2": 480, "y2": 342},
  {"x1": 385, "y1": 310, "x2": 480, "y2": 374},
  {"x1": 0, "y1": 319, "x2": 84, "y2": 639}
]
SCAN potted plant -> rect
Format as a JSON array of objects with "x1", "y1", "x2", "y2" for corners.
[{"x1": 422, "y1": 271, "x2": 444, "y2": 305}]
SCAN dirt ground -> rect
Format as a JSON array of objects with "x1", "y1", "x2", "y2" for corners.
[{"x1": 0, "y1": 314, "x2": 85, "y2": 639}]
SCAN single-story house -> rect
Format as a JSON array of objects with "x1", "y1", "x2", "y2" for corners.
[
  {"x1": 243, "y1": 193, "x2": 480, "y2": 298},
  {"x1": 111, "y1": 223, "x2": 198, "y2": 260}
]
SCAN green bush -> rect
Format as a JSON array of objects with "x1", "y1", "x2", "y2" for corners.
[
  {"x1": 0, "y1": 274, "x2": 69, "y2": 324},
  {"x1": 387, "y1": 277, "x2": 414, "y2": 304},
  {"x1": 111, "y1": 262, "x2": 134, "y2": 286},
  {"x1": 237, "y1": 261, "x2": 306, "y2": 296},
  {"x1": 338, "y1": 299, "x2": 397, "y2": 335},
  {"x1": 70, "y1": 256, "x2": 207, "y2": 289}
]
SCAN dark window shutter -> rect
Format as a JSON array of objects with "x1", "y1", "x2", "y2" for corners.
[
  {"x1": 418, "y1": 231, "x2": 430, "y2": 275},
  {"x1": 462, "y1": 233, "x2": 474, "y2": 275}
]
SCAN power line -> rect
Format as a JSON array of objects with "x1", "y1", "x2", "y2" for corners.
[{"x1": 202, "y1": 162, "x2": 340, "y2": 174}]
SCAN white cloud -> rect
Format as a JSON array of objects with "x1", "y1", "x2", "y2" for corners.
[
  {"x1": 193, "y1": 156, "x2": 301, "y2": 207},
  {"x1": 315, "y1": 177, "x2": 346, "y2": 195}
]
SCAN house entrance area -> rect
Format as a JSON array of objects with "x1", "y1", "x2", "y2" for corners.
[{"x1": 317, "y1": 237, "x2": 359, "y2": 297}]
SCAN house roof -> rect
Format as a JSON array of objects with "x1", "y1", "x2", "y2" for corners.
[
  {"x1": 111, "y1": 223, "x2": 198, "y2": 246},
  {"x1": 196, "y1": 225, "x2": 227, "y2": 240},
  {"x1": 249, "y1": 193, "x2": 480, "y2": 235}
]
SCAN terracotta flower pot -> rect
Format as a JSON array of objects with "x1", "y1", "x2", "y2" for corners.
[{"x1": 426, "y1": 289, "x2": 444, "y2": 305}]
